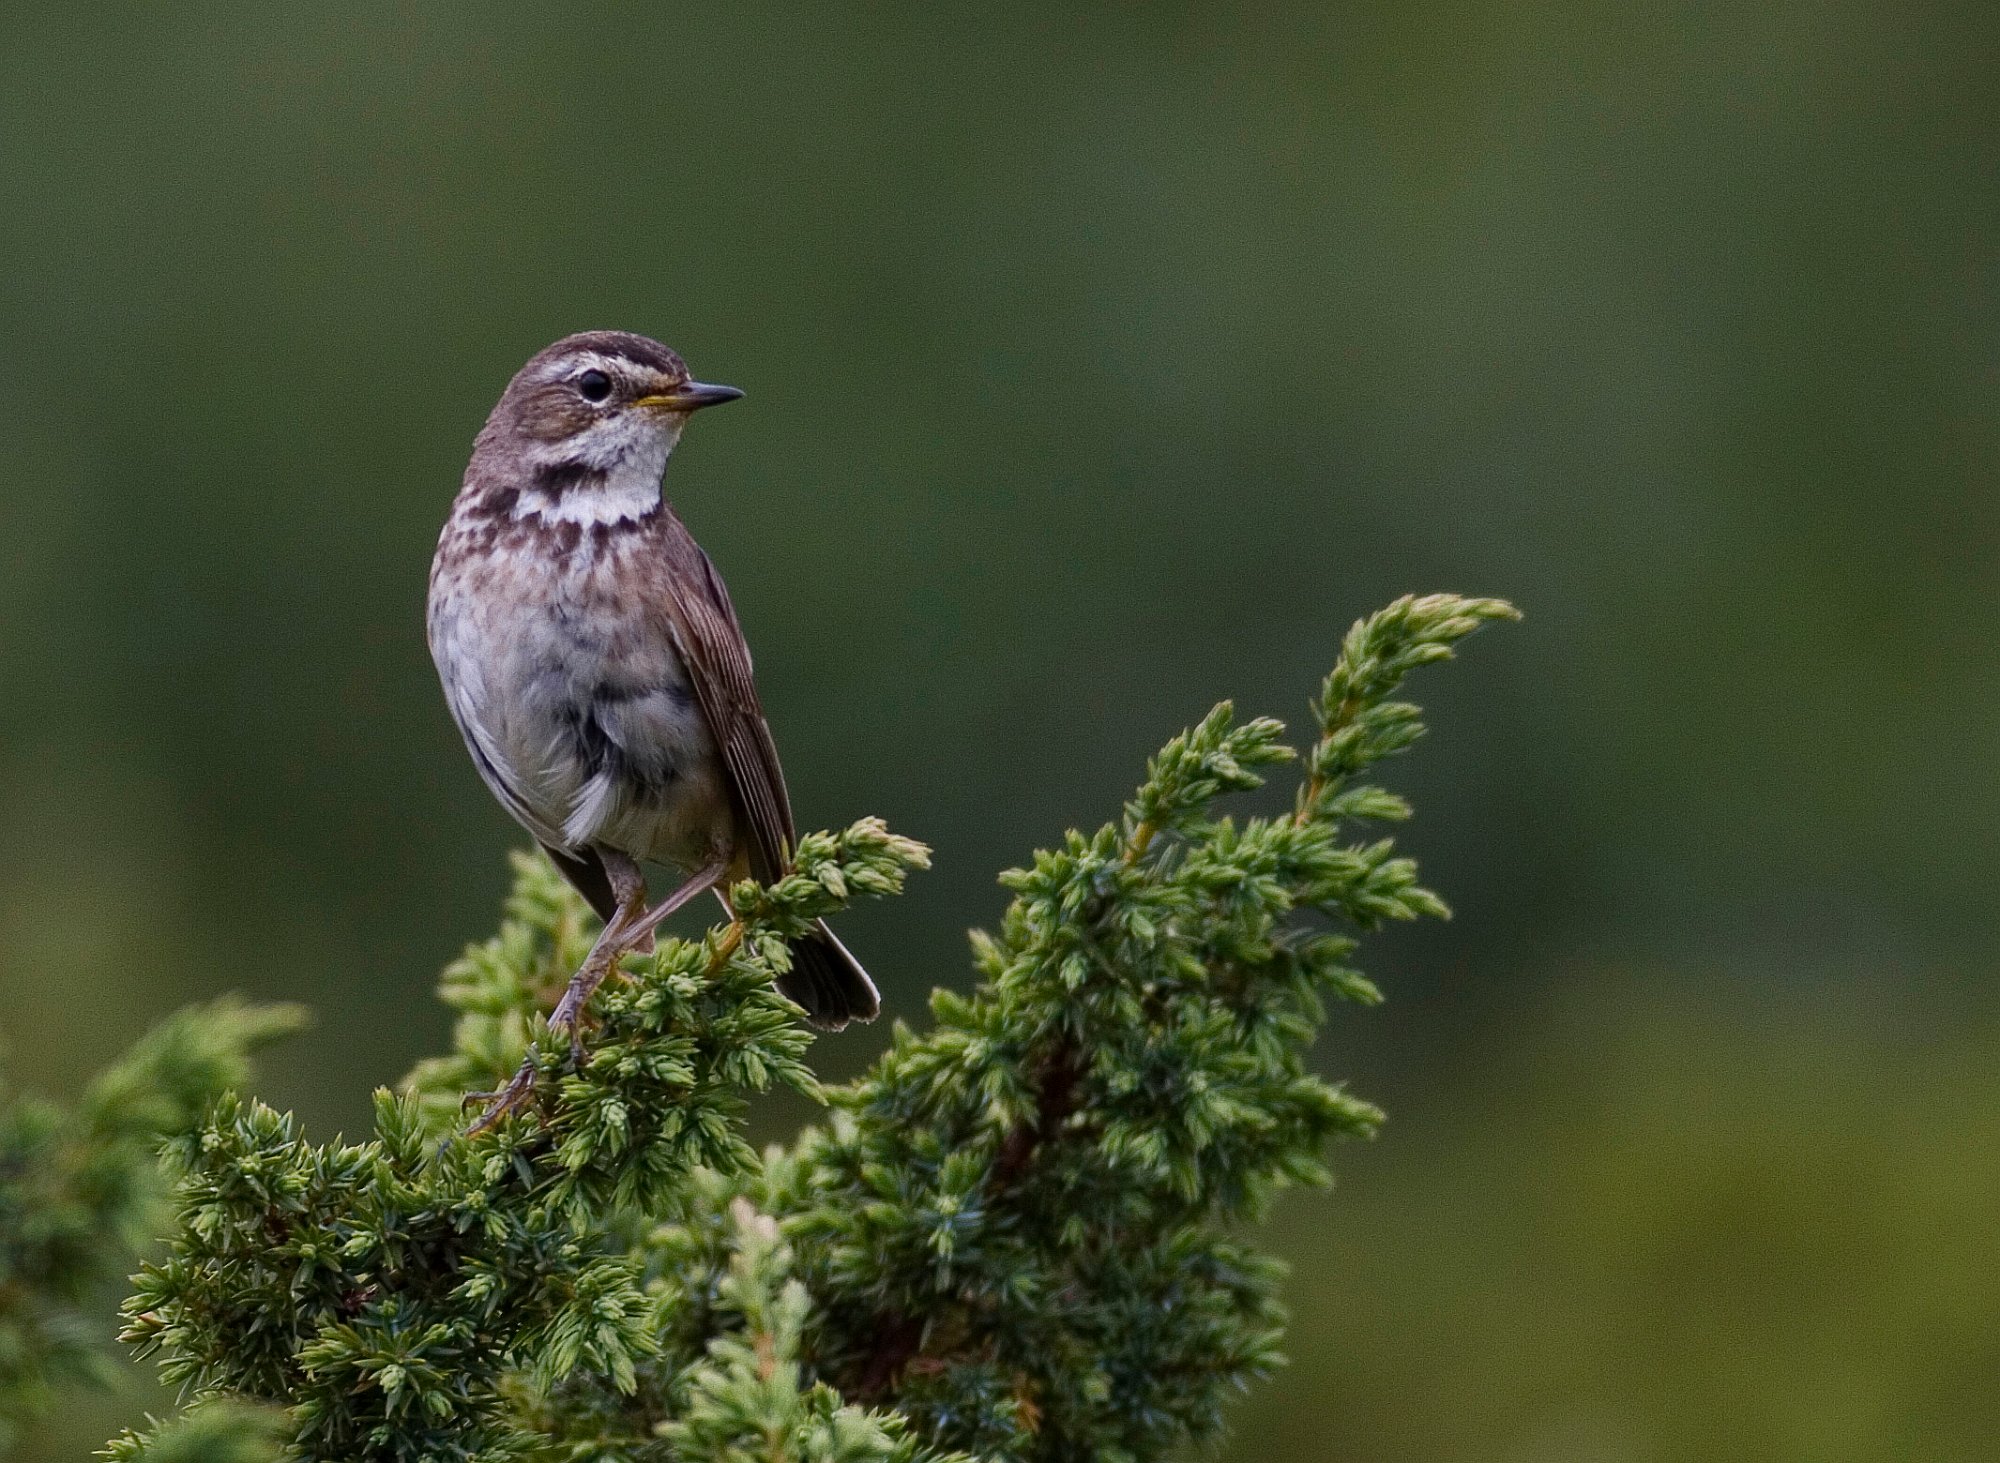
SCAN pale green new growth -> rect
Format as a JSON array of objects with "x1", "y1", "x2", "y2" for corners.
[{"x1": 86, "y1": 593, "x2": 1513, "y2": 1462}]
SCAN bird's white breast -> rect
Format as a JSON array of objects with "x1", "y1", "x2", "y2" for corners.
[{"x1": 427, "y1": 517, "x2": 730, "y2": 870}]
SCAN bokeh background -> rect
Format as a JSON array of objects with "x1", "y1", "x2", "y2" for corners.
[{"x1": 4, "y1": 4, "x2": 1995, "y2": 1458}]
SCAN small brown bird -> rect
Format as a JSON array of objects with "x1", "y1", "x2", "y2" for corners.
[{"x1": 428, "y1": 331, "x2": 878, "y2": 1125}]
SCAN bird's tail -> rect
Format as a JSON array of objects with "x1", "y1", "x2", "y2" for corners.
[{"x1": 775, "y1": 921, "x2": 881, "y2": 1030}]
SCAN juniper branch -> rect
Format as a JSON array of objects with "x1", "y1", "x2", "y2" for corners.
[
  {"x1": 776, "y1": 594, "x2": 1515, "y2": 1456},
  {"x1": 118, "y1": 824, "x2": 929, "y2": 1463},
  {"x1": 107, "y1": 592, "x2": 1512, "y2": 1463}
]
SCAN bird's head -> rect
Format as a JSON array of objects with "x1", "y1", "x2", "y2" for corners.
[{"x1": 469, "y1": 331, "x2": 742, "y2": 521}]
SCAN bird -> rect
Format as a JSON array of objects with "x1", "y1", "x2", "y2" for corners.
[{"x1": 427, "y1": 330, "x2": 879, "y2": 1128}]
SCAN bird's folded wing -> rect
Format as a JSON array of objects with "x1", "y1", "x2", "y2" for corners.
[{"x1": 651, "y1": 519, "x2": 797, "y2": 884}]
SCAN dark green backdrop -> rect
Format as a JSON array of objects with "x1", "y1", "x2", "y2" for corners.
[{"x1": 3, "y1": 5, "x2": 1994, "y2": 1458}]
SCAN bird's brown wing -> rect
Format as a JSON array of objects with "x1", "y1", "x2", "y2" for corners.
[{"x1": 650, "y1": 512, "x2": 797, "y2": 884}]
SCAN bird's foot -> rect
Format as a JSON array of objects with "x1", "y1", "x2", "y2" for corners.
[
  {"x1": 556, "y1": 1014, "x2": 592, "y2": 1069},
  {"x1": 463, "y1": 1059, "x2": 541, "y2": 1136},
  {"x1": 548, "y1": 983, "x2": 601, "y2": 1068}
]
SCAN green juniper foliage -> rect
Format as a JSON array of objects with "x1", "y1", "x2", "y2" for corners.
[
  {"x1": 102, "y1": 1402, "x2": 292, "y2": 1463},
  {"x1": 0, "y1": 998, "x2": 304, "y2": 1451},
  {"x1": 106, "y1": 593, "x2": 1514, "y2": 1463}
]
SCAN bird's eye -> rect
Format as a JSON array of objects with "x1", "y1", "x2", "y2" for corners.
[{"x1": 577, "y1": 369, "x2": 612, "y2": 403}]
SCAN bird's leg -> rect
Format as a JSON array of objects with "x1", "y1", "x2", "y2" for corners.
[
  {"x1": 466, "y1": 854, "x2": 737, "y2": 1136},
  {"x1": 545, "y1": 852, "x2": 729, "y2": 1052},
  {"x1": 619, "y1": 853, "x2": 730, "y2": 948},
  {"x1": 540, "y1": 856, "x2": 731, "y2": 1057},
  {"x1": 545, "y1": 850, "x2": 653, "y2": 1063},
  {"x1": 465, "y1": 850, "x2": 648, "y2": 1135}
]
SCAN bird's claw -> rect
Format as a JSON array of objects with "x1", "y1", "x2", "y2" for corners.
[{"x1": 463, "y1": 1061, "x2": 539, "y2": 1136}]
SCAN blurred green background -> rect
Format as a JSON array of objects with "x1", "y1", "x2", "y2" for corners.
[{"x1": 3, "y1": 4, "x2": 1994, "y2": 1458}]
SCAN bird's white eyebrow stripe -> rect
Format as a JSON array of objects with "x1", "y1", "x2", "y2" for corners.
[
  {"x1": 547, "y1": 348, "x2": 676, "y2": 384},
  {"x1": 550, "y1": 351, "x2": 625, "y2": 381}
]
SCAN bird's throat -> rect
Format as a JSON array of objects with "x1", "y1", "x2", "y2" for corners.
[{"x1": 513, "y1": 445, "x2": 670, "y2": 527}]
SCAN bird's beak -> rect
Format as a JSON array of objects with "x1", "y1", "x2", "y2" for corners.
[{"x1": 635, "y1": 381, "x2": 744, "y2": 414}]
